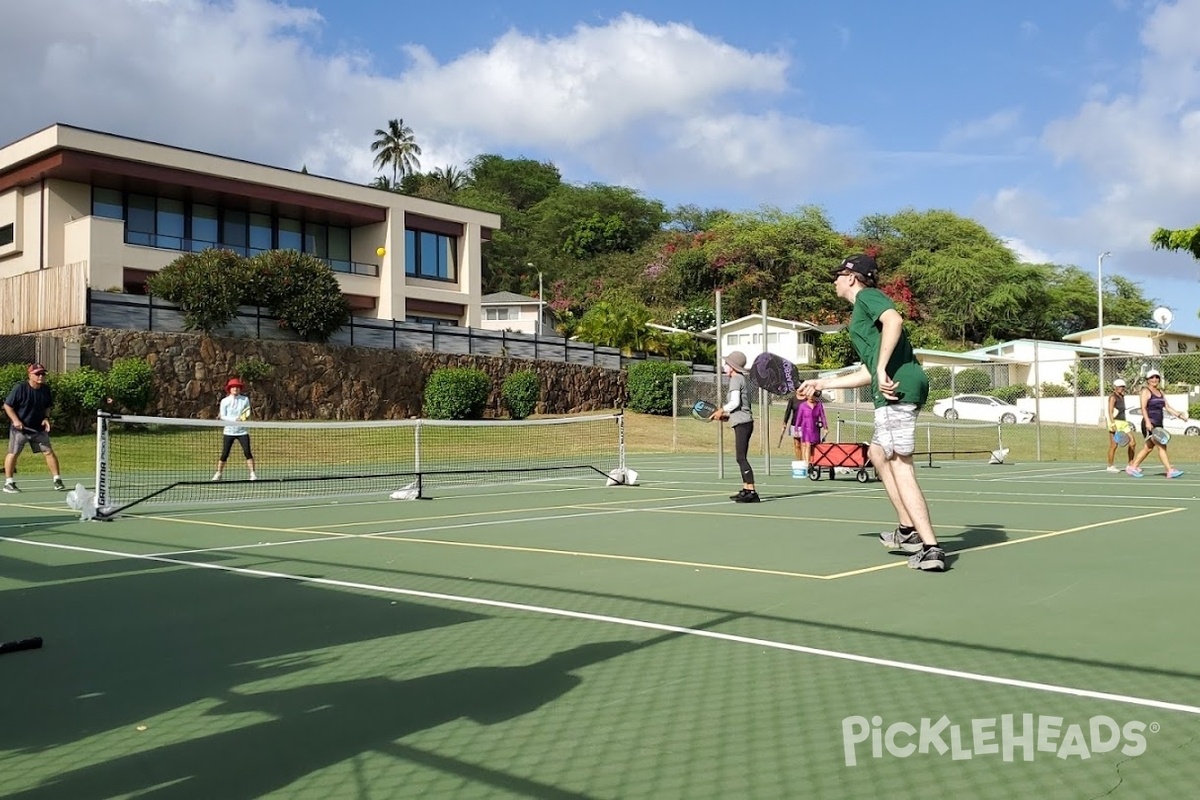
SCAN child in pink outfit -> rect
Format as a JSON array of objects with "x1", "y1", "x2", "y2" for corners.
[{"x1": 794, "y1": 392, "x2": 827, "y2": 463}]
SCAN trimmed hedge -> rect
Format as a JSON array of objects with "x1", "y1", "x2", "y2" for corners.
[
  {"x1": 2, "y1": 359, "x2": 156, "y2": 433},
  {"x1": 627, "y1": 360, "x2": 692, "y2": 415},
  {"x1": 105, "y1": 357, "x2": 155, "y2": 413},
  {"x1": 423, "y1": 367, "x2": 490, "y2": 420},
  {"x1": 501, "y1": 370, "x2": 540, "y2": 420}
]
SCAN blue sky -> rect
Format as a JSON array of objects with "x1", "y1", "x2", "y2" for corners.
[{"x1": 5, "y1": 0, "x2": 1200, "y2": 334}]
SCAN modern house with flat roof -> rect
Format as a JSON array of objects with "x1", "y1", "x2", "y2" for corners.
[{"x1": 0, "y1": 124, "x2": 501, "y2": 334}]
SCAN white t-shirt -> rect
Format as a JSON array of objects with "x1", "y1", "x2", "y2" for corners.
[{"x1": 218, "y1": 394, "x2": 251, "y2": 436}]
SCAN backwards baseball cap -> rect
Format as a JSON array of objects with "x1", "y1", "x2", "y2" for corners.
[
  {"x1": 225, "y1": 377, "x2": 245, "y2": 391},
  {"x1": 1146, "y1": 369, "x2": 1162, "y2": 379},
  {"x1": 28, "y1": 363, "x2": 46, "y2": 375},
  {"x1": 1112, "y1": 378, "x2": 1126, "y2": 387},
  {"x1": 723, "y1": 350, "x2": 748, "y2": 374},
  {"x1": 832, "y1": 253, "x2": 879, "y2": 283}
]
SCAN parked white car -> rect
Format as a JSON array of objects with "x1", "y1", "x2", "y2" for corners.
[
  {"x1": 1124, "y1": 408, "x2": 1199, "y2": 437},
  {"x1": 932, "y1": 394, "x2": 1036, "y2": 424}
]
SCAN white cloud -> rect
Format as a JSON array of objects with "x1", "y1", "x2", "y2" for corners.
[
  {"x1": 940, "y1": 108, "x2": 1022, "y2": 149},
  {"x1": 0, "y1": 2, "x2": 862, "y2": 197},
  {"x1": 1002, "y1": 236, "x2": 1054, "y2": 264},
  {"x1": 978, "y1": 0, "x2": 1200, "y2": 285}
]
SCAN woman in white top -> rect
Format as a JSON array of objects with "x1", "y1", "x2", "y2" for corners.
[{"x1": 213, "y1": 377, "x2": 257, "y2": 481}]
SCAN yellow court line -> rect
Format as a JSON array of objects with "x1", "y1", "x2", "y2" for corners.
[
  {"x1": 609, "y1": 506, "x2": 1052, "y2": 535},
  {"x1": 912, "y1": 496, "x2": 1175, "y2": 510},
  {"x1": 361, "y1": 532, "x2": 829, "y2": 580},
  {"x1": 822, "y1": 507, "x2": 1186, "y2": 580},
  {"x1": 310, "y1": 492, "x2": 723, "y2": 530},
  {"x1": 0, "y1": 503, "x2": 80, "y2": 526},
  {"x1": 142, "y1": 514, "x2": 356, "y2": 540},
  {"x1": 143, "y1": 512, "x2": 828, "y2": 579}
]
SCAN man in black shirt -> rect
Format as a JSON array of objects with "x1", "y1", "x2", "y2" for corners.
[{"x1": 4, "y1": 364, "x2": 65, "y2": 493}]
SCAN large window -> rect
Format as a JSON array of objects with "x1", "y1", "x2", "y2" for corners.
[
  {"x1": 92, "y1": 189, "x2": 374, "y2": 275},
  {"x1": 406, "y1": 315, "x2": 459, "y2": 326},
  {"x1": 278, "y1": 217, "x2": 302, "y2": 251},
  {"x1": 249, "y1": 213, "x2": 273, "y2": 253},
  {"x1": 156, "y1": 199, "x2": 185, "y2": 250},
  {"x1": 221, "y1": 210, "x2": 248, "y2": 254},
  {"x1": 485, "y1": 307, "x2": 515, "y2": 321},
  {"x1": 126, "y1": 194, "x2": 156, "y2": 247},
  {"x1": 92, "y1": 188, "x2": 123, "y2": 220},
  {"x1": 405, "y1": 228, "x2": 457, "y2": 281},
  {"x1": 191, "y1": 204, "x2": 218, "y2": 251}
]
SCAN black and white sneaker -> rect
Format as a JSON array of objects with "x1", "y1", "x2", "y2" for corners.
[
  {"x1": 53, "y1": 478, "x2": 66, "y2": 491},
  {"x1": 3, "y1": 481, "x2": 20, "y2": 494},
  {"x1": 879, "y1": 527, "x2": 922, "y2": 553},
  {"x1": 908, "y1": 546, "x2": 947, "y2": 572}
]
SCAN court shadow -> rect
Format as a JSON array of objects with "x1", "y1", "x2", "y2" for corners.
[
  {"x1": 854, "y1": 525, "x2": 1011, "y2": 571},
  {"x1": 758, "y1": 488, "x2": 834, "y2": 502},
  {"x1": 7, "y1": 640, "x2": 634, "y2": 800},
  {"x1": 0, "y1": 566, "x2": 486, "y2": 757}
]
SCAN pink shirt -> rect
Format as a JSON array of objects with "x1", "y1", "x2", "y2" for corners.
[{"x1": 794, "y1": 401, "x2": 827, "y2": 443}]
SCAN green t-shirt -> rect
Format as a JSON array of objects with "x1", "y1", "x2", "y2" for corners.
[{"x1": 849, "y1": 288, "x2": 929, "y2": 409}]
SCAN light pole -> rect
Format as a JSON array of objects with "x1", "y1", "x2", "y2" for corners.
[
  {"x1": 527, "y1": 262, "x2": 543, "y2": 337},
  {"x1": 1098, "y1": 251, "x2": 1111, "y2": 403}
]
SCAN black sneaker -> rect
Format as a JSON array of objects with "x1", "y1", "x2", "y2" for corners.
[
  {"x1": 3, "y1": 482, "x2": 19, "y2": 494},
  {"x1": 908, "y1": 546, "x2": 946, "y2": 572},
  {"x1": 53, "y1": 478, "x2": 66, "y2": 491},
  {"x1": 730, "y1": 489, "x2": 749, "y2": 501},
  {"x1": 734, "y1": 490, "x2": 761, "y2": 503}
]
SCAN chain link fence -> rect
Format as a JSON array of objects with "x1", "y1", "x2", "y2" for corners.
[
  {"x1": 670, "y1": 350, "x2": 1200, "y2": 468},
  {"x1": 0, "y1": 335, "x2": 39, "y2": 369}
]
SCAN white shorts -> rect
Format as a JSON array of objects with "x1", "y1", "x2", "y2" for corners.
[{"x1": 873, "y1": 404, "x2": 918, "y2": 459}]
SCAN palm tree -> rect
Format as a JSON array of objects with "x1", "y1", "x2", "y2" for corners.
[
  {"x1": 430, "y1": 165, "x2": 469, "y2": 194},
  {"x1": 370, "y1": 119, "x2": 423, "y2": 186}
]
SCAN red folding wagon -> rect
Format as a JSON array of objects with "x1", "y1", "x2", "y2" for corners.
[{"x1": 807, "y1": 442, "x2": 875, "y2": 483}]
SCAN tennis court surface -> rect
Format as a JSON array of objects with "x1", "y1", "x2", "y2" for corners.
[{"x1": 3, "y1": 453, "x2": 1199, "y2": 799}]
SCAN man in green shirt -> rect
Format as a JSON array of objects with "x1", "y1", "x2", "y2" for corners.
[{"x1": 799, "y1": 254, "x2": 945, "y2": 572}]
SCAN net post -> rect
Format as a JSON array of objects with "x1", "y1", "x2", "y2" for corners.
[
  {"x1": 617, "y1": 412, "x2": 626, "y2": 474},
  {"x1": 94, "y1": 411, "x2": 108, "y2": 514},
  {"x1": 672, "y1": 375, "x2": 678, "y2": 453}
]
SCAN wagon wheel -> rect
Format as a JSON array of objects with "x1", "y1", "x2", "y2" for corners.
[
  {"x1": 808, "y1": 467, "x2": 821, "y2": 481},
  {"x1": 856, "y1": 469, "x2": 870, "y2": 484}
]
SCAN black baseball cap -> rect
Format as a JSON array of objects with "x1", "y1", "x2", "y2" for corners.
[{"x1": 831, "y1": 253, "x2": 879, "y2": 283}]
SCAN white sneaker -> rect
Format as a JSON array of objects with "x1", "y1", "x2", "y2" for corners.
[
  {"x1": 2, "y1": 481, "x2": 19, "y2": 494},
  {"x1": 249, "y1": 473, "x2": 258, "y2": 481},
  {"x1": 211, "y1": 472, "x2": 222, "y2": 481},
  {"x1": 1106, "y1": 465, "x2": 1120, "y2": 473}
]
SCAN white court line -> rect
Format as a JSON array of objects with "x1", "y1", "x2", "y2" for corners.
[{"x1": 3, "y1": 533, "x2": 1199, "y2": 717}]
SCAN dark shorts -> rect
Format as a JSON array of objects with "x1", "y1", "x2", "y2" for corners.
[{"x1": 8, "y1": 428, "x2": 53, "y2": 456}]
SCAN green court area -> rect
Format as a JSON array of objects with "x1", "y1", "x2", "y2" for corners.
[{"x1": 2, "y1": 454, "x2": 1199, "y2": 798}]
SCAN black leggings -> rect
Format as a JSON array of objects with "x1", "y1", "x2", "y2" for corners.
[
  {"x1": 733, "y1": 422, "x2": 755, "y2": 484},
  {"x1": 220, "y1": 434, "x2": 253, "y2": 461}
]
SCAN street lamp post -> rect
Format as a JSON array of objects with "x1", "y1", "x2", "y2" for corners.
[
  {"x1": 527, "y1": 262, "x2": 543, "y2": 337},
  {"x1": 1098, "y1": 251, "x2": 1111, "y2": 404}
]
